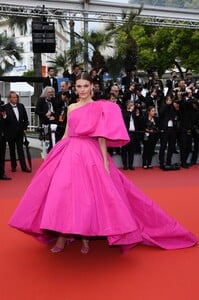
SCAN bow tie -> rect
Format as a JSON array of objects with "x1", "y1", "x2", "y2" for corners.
[{"x1": 12, "y1": 105, "x2": 17, "y2": 108}]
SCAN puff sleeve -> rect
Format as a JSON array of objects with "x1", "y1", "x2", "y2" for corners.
[{"x1": 73, "y1": 100, "x2": 130, "y2": 147}]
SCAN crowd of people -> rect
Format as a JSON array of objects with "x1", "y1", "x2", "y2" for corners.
[
  {"x1": 0, "y1": 65, "x2": 199, "y2": 180},
  {"x1": 35, "y1": 65, "x2": 199, "y2": 171}
]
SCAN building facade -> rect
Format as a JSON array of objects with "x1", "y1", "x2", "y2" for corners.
[{"x1": 0, "y1": 17, "x2": 69, "y2": 77}]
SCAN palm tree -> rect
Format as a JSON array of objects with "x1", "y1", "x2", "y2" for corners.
[
  {"x1": 107, "y1": 10, "x2": 143, "y2": 72},
  {"x1": 66, "y1": 8, "x2": 142, "y2": 76},
  {"x1": 0, "y1": 34, "x2": 22, "y2": 75},
  {"x1": 47, "y1": 50, "x2": 69, "y2": 74},
  {"x1": 67, "y1": 29, "x2": 114, "y2": 71},
  {"x1": 84, "y1": 30, "x2": 113, "y2": 70}
]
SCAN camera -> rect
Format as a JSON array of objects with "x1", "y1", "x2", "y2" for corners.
[{"x1": 62, "y1": 91, "x2": 71, "y2": 98}]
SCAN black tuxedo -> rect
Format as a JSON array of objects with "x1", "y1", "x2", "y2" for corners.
[
  {"x1": 4, "y1": 103, "x2": 29, "y2": 171},
  {"x1": 43, "y1": 76, "x2": 58, "y2": 93},
  {"x1": 121, "y1": 110, "x2": 142, "y2": 169}
]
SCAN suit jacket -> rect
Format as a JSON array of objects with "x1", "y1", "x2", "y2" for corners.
[
  {"x1": 141, "y1": 115, "x2": 160, "y2": 134},
  {"x1": 122, "y1": 110, "x2": 142, "y2": 134},
  {"x1": 159, "y1": 103, "x2": 178, "y2": 130},
  {"x1": 35, "y1": 97, "x2": 58, "y2": 125},
  {"x1": 0, "y1": 114, "x2": 5, "y2": 138},
  {"x1": 166, "y1": 79, "x2": 178, "y2": 95},
  {"x1": 3, "y1": 103, "x2": 29, "y2": 139},
  {"x1": 43, "y1": 76, "x2": 58, "y2": 93},
  {"x1": 0, "y1": 100, "x2": 5, "y2": 137}
]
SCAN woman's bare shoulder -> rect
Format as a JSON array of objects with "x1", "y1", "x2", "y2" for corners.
[{"x1": 68, "y1": 103, "x2": 79, "y2": 112}]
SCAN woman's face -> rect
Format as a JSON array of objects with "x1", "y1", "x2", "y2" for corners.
[
  {"x1": 75, "y1": 79, "x2": 92, "y2": 100},
  {"x1": 166, "y1": 97, "x2": 172, "y2": 105},
  {"x1": 47, "y1": 89, "x2": 54, "y2": 99},
  {"x1": 148, "y1": 108, "x2": 156, "y2": 116},
  {"x1": 127, "y1": 103, "x2": 134, "y2": 111}
]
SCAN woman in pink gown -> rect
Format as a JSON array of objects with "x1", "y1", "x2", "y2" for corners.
[{"x1": 9, "y1": 72, "x2": 197, "y2": 254}]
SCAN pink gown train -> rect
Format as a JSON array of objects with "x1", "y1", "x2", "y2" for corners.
[{"x1": 9, "y1": 100, "x2": 197, "y2": 250}]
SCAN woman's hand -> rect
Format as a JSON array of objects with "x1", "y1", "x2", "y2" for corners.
[{"x1": 98, "y1": 137, "x2": 110, "y2": 175}]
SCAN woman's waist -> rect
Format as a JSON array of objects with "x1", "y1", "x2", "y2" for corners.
[
  {"x1": 68, "y1": 135, "x2": 98, "y2": 142},
  {"x1": 69, "y1": 134, "x2": 93, "y2": 138}
]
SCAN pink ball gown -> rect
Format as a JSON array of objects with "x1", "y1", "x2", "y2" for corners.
[{"x1": 9, "y1": 100, "x2": 197, "y2": 250}]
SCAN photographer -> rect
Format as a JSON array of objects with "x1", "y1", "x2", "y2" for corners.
[
  {"x1": 185, "y1": 70, "x2": 196, "y2": 90},
  {"x1": 190, "y1": 100, "x2": 199, "y2": 165},
  {"x1": 173, "y1": 79, "x2": 187, "y2": 101},
  {"x1": 158, "y1": 95, "x2": 178, "y2": 169},
  {"x1": 145, "y1": 88, "x2": 160, "y2": 116},
  {"x1": 121, "y1": 100, "x2": 142, "y2": 170},
  {"x1": 166, "y1": 71, "x2": 179, "y2": 96},
  {"x1": 141, "y1": 106, "x2": 160, "y2": 169},
  {"x1": 123, "y1": 82, "x2": 138, "y2": 102},
  {"x1": 178, "y1": 89, "x2": 195, "y2": 168}
]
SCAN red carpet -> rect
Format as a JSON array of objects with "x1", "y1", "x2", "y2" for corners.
[{"x1": 0, "y1": 159, "x2": 198, "y2": 300}]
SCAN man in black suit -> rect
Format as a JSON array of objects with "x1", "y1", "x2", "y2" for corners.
[
  {"x1": 0, "y1": 100, "x2": 11, "y2": 180},
  {"x1": 69, "y1": 64, "x2": 82, "y2": 85},
  {"x1": 121, "y1": 67, "x2": 140, "y2": 93},
  {"x1": 158, "y1": 95, "x2": 178, "y2": 169},
  {"x1": 3, "y1": 91, "x2": 31, "y2": 173},
  {"x1": 166, "y1": 71, "x2": 178, "y2": 96},
  {"x1": 121, "y1": 100, "x2": 142, "y2": 170},
  {"x1": 43, "y1": 67, "x2": 58, "y2": 93}
]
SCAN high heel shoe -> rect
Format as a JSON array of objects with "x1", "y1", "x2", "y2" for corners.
[
  {"x1": 81, "y1": 239, "x2": 90, "y2": 254},
  {"x1": 50, "y1": 245, "x2": 65, "y2": 253},
  {"x1": 50, "y1": 238, "x2": 71, "y2": 253}
]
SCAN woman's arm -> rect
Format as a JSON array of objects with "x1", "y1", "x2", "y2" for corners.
[{"x1": 98, "y1": 137, "x2": 110, "y2": 174}]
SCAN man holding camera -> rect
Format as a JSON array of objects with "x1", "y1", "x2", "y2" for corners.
[{"x1": 166, "y1": 71, "x2": 179, "y2": 96}]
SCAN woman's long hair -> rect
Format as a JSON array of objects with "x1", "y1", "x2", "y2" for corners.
[{"x1": 40, "y1": 86, "x2": 55, "y2": 98}]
